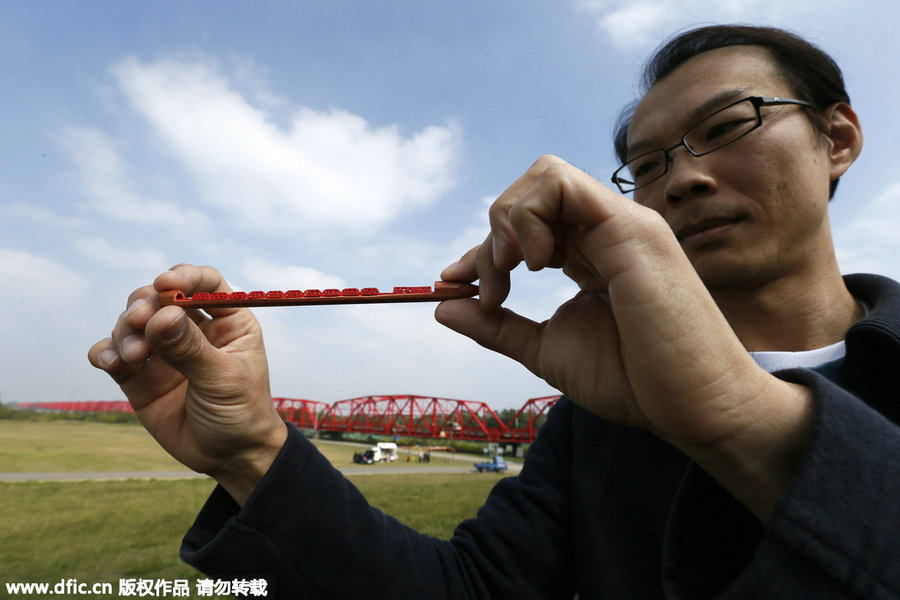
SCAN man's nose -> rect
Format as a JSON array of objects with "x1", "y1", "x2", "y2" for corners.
[{"x1": 663, "y1": 150, "x2": 717, "y2": 203}]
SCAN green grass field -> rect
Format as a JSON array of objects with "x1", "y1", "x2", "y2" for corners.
[
  {"x1": 0, "y1": 419, "x2": 187, "y2": 472},
  {"x1": 0, "y1": 418, "x2": 509, "y2": 598}
]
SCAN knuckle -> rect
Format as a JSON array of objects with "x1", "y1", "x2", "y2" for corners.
[
  {"x1": 487, "y1": 197, "x2": 509, "y2": 222},
  {"x1": 507, "y1": 201, "x2": 531, "y2": 229},
  {"x1": 172, "y1": 336, "x2": 205, "y2": 364},
  {"x1": 160, "y1": 322, "x2": 204, "y2": 364},
  {"x1": 534, "y1": 161, "x2": 573, "y2": 191},
  {"x1": 531, "y1": 154, "x2": 563, "y2": 171},
  {"x1": 112, "y1": 311, "x2": 131, "y2": 341}
]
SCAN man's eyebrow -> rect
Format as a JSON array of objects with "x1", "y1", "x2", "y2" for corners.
[{"x1": 625, "y1": 87, "x2": 751, "y2": 160}]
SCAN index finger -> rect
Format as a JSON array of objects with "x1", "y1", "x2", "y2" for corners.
[
  {"x1": 441, "y1": 238, "x2": 510, "y2": 310},
  {"x1": 441, "y1": 246, "x2": 479, "y2": 283},
  {"x1": 488, "y1": 155, "x2": 570, "y2": 272},
  {"x1": 154, "y1": 264, "x2": 239, "y2": 317}
]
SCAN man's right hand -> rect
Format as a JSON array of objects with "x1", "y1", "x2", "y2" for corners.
[{"x1": 88, "y1": 264, "x2": 287, "y2": 505}]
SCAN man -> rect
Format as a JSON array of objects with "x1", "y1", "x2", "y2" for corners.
[{"x1": 89, "y1": 25, "x2": 900, "y2": 598}]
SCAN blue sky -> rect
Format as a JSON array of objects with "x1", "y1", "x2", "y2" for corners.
[{"x1": 2, "y1": 1, "x2": 899, "y2": 409}]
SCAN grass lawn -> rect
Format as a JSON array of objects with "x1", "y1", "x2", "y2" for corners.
[
  {"x1": 1, "y1": 479, "x2": 215, "y2": 584},
  {"x1": 0, "y1": 419, "x2": 477, "y2": 472},
  {"x1": 0, "y1": 420, "x2": 188, "y2": 472},
  {"x1": 1, "y1": 419, "x2": 510, "y2": 598}
]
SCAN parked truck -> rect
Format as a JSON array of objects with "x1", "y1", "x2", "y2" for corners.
[
  {"x1": 474, "y1": 455, "x2": 508, "y2": 473},
  {"x1": 353, "y1": 442, "x2": 399, "y2": 464}
]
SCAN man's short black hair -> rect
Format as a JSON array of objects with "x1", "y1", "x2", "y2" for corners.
[{"x1": 613, "y1": 25, "x2": 851, "y2": 198}]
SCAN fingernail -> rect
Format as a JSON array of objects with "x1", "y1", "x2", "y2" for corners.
[
  {"x1": 125, "y1": 298, "x2": 147, "y2": 316},
  {"x1": 98, "y1": 349, "x2": 120, "y2": 370},
  {"x1": 120, "y1": 335, "x2": 145, "y2": 359},
  {"x1": 162, "y1": 313, "x2": 187, "y2": 341}
]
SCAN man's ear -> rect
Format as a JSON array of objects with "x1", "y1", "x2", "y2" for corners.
[{"x1": 824, "y1": 102, "x2": 863, "y2": 182}]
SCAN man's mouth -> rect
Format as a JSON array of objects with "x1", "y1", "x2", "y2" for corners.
[{"x1": 675, "y1": 215, "x2": 743, "y2": 244}]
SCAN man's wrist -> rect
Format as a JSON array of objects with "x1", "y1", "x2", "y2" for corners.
[
  {"x1": 677, "y1": 376, "x2": 815, "y2": 520},
  {"x1": 210, "y1": 420, "x2": 289, "y2": 507}
]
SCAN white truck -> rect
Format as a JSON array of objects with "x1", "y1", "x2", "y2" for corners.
[{"x1": 353, "y1": 442, "x2": 399, "y2": 464}]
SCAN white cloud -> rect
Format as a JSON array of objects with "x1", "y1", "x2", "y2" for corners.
[
  {"x1": 0, "y1": 249, "x2": 114, "y2": 406},
  {"x1": 73, "y1": 238, "x2": 169, "y2": 273},
  {"x1": 834, "y1": 180, "x2": 900, "y2": 281},
  {"x1": 109, "y1": 55, "x2": 463, "y2": 235},
  {"x1": 2, "y1": 204, "x2": 85, "y2": 229},
  {"x1": 0, "y1": 248, "x2": 88, "y2": 308},
  {"x1": 580, "y1": 1, "x2": 671, "y2": 49},
  {"x1": 447, "y1": 194, "x2": 495, "y2": 258},
  {"x1": 576, "y1": 0, "x2": 841, "y2": 50},
  {"x1": 237, "y1": 257, "x2": 346, "y2": 291},
  {"x1": 552, "y1": 282, "x2": 582, "y2": 306},
  {"x1": 57, "y1": 126, "x2": 209, "y2": 227}
]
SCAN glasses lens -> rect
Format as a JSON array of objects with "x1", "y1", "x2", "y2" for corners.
[
  {"x1": 684, "y1": 99, "x2": 759, "y2": 155},
  {"x1": 616, "y1": 149, "x2": 668, "y2": 192}
]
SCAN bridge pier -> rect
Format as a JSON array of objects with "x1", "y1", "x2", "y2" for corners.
[{"x1": 502, "y1": 443, "x2": 524, "y2": 458}]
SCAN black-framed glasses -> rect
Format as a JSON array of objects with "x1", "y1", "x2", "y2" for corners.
[{"x1": 611, "y1": 96, "x2": 813, "y2": 194}]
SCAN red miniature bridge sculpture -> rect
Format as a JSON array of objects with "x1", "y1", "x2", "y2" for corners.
[
  {"x1": 18, "y1": 395, "x2": 562, "y2": 444},
  {"x1": 159, "y1": 281, "x2": 478, "y2": 309},
  {"x1": 275, "y1": 394, "x2": 562, "y2": 444}
]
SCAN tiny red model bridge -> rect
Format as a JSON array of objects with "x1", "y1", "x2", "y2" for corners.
[
  {"x1": 276, "y1": 394, "x2": 559, "y2": 443},
  {"x1": 20, "y1": 395, "x2": 560, "y2": 444}
]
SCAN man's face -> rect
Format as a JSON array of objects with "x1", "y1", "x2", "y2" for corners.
[{"x1": 626, "y1": 46, "x2": 836, "y2": 292}]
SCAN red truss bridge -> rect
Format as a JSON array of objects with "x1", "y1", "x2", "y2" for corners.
[
  {"x1": 276, "y1": 394, "x2": 560, "y2": 444},
  {"x1": 20, "y1": 395, "x2": 561, "y2": 444}
]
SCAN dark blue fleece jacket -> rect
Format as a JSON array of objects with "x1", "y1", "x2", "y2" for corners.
[{"x1": 181, "y1": 274, "x2": 900, "y2": 599}]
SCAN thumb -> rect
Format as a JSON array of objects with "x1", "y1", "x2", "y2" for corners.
[{"x1": 145, "y1": 306, "x2": 223, "y2": 386}]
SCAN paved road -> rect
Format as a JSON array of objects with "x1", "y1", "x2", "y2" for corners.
[
  {"x1": 1, "y1": 438, "x2": 521, "y2": 482},
  {"x1": 0, "y1": 463, "x2": 520, "y2": 482},
  {"x1": 0, "y1": 470, "x2": 208, "y2": 482}
]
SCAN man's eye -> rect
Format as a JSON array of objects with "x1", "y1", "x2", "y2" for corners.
[
  {"x1": 702, "y1": 118, "x2": 754, "y2": 142},
  {"x1": 632, "y1": 159, "x2": 659, "y2": 179}
]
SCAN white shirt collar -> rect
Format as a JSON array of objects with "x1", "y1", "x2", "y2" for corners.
[{"x1": 749, "y1": 340, "x2": 846, "y2": 373}]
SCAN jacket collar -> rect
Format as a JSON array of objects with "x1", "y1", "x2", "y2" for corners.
[{"x1": 840, "y1": 274, "x2": 900, "y2": 413}]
